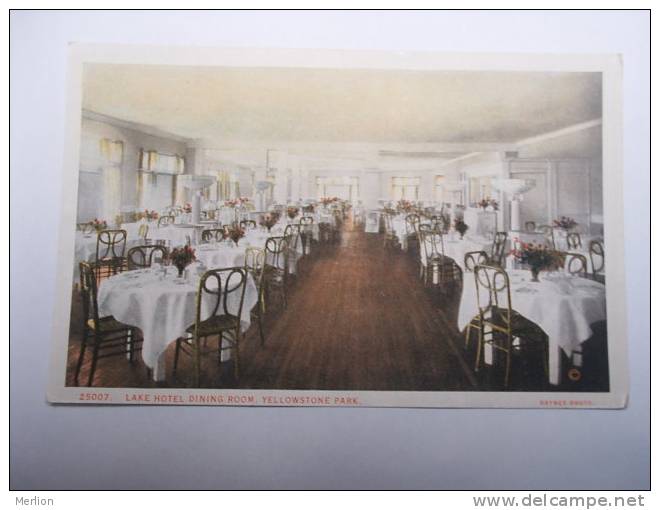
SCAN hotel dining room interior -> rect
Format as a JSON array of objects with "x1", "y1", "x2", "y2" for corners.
[{"x1": 66, "y1": 63, "x2": 609, "y2": 393}]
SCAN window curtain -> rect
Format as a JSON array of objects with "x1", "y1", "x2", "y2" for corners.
[{"x1": 99, "y1": 139, "x2": 124, "y2": 224}]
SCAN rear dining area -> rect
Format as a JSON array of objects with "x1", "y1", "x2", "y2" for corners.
[{"x1": 65, "y1": 64, "x2": 609, "y2": 392}]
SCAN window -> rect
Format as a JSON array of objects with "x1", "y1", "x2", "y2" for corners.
[
  {"x1": 99, "y1": 139, "x2": 124, "y2": 222},
  {"x1": 139, "y1": 149, "x2": 185, "y2": 174},
  {"x1": 138, "y1": 149, "x2": 185, "y2": 211},
  {"x1": 434, "y1": 175, "x2": 445, "y2": 204},
  {"x1": 316, "y1": 176, "x2": 359, "y2": 201},
  {"x1": 468, "y1": 176, "x2": 493, "y2": 206},
  {"x1": 391, "y1": 177, "x2": 420, "y2": 200}
]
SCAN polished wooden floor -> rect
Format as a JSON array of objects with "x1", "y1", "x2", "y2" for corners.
[{"x1": 66, "y1": 220, "x2": 609, "y2": 392}]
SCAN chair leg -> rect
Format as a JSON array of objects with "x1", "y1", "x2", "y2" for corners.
[
  {"x1": 257, "y1": 308, "x2": 265, "y2": 347},
  {"x1": 233, "y1": 328, "x2": 241, "y2": 380},
  {"x1": 87, "y1": 336, "x2": 101, "y2": 387},
  {"x1": 193, "y1": 337, "x2": 201, "y2": 387},
  {"x1": 128, "y1": 329, "x2": 135, "y2": 362},
  {"x1": 172, "y1": 338, "x2": 181, "y2": 376},
  {"x1": 74, "y1": 331, "x2": 88, "y2": 386},
  {"x1": 474, "y1": 324, "x2": 484, "y2": 372}
]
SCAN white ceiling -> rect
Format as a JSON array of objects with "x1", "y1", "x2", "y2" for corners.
[{"x1": 82, "y1": 64, "x2": 602, "y2": 147}]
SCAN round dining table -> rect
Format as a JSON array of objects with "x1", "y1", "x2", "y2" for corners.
[
  {"x1": 458, "y1": 268, "x2": 607, "y2": 385},
  {"x1": 97, "y1": 267, "x2": 258, "y2": 381}
]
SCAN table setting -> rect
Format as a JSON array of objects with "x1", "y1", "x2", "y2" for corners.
[
  {"x1": 458, "y1": 268, "x2": 606, "y2": 385},
  {"x1": 97, "y1": 263, "x2": 258, "y2": 381}
]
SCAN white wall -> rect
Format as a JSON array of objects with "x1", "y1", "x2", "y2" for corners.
[{"x1": 77, "y1": 115, "x2": 188, "y2": 221}]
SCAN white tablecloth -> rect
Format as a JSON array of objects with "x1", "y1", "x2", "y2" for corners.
[
  {"x1": 149, "y1": 225, "x2": 197, "y2": 246},
  {"x1": 458, "y1": 269, "x2": 606, "y2": 385},
  {"x1": 391, "y1": 215, "x2": 409, "y2": 249},
  {"x1": 97, "y1": 268, "x2": 258, "y2": 380},
  {"x1": 440, "y1": 235, "x2": 492, "y2": 269},
  {"x1": 73, "y1": 231, "x2": 141, "y2": 283}
]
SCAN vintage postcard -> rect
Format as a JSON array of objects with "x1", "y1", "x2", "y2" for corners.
[{"x1": 47, "y1": 45, "x2": 627, "y2": 408}]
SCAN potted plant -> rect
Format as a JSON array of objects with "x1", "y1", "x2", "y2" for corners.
[
  {"x1": 169, "y1": 245, "x2": 196, "y2": 277},
  {"x1": 89, "y1": 218, "x2": 108, "y2": 233},
  {"x1": 478, "y1": 197, "x2": 499, "y2": 211},
  {"x1": 259, "y1": 212, "x2": 278, "y2": 233},
  {"x1": 454, "y1": 219, "x2": 469, "y2": 239},
  {"x1": 553, "y1": 216, "x2": 578, "y2": 231},
  {"x1": 510, "y1": 241, "x2": 563, "y2": 282},
  {"x1": 225, "y1": 224, "x2": 246, "y2": 247}
]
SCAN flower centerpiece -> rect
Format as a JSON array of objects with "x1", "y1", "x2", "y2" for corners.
[
  {"x1": 169, "y1": 245, "x2": 196, "y2": 277},
  {"x1": 287, "y1": 206, "x2": 299, "y2": 220},
  {"x1": 225, "y1": 198, "x2": 239, "y2": 208},
  {"x1": 183, "y1": 203, "x2": 192, "y2": 213},
  {"x1": 238, "y1": 197, "x2": 250, "y2": 205},
  {"x1": 139, "y1": 209, "x2": 159, "y2": 221},
  {"x1": 478, "y1": 197, "x2": 499, "y2": 211},
  {"x1": 303, "y1": 204, "x2": 315, "y2": 214},
  {"x1": 89, "y1": 218, "x2": 108, "y2": 233},
  {"x1": 225, "y1": 224, "x2": 246, "y2": 246},
  {"x1": 396, "y1": 199, "x2": 414, "y2": 214},
  {"x1": 454, "y1": 219, "x2": 469, "y2": 239},
  {"x1": 259, "y1": 212, "x2": 279, "y2": 232},
  {"x1": 510, "y1": 241, "x2": 563, "y2": 282},
  {"x1": 320, "y1": 196, "x2": 339, "y2": 206},
  {"x1": 553, "y1": 216, "x2": 578, "y2": 231}
]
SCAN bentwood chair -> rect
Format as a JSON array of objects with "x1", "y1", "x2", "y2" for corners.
[
  {"x1": 126, "y1": 245, "x2": 169, "y2": 270},
  {"x1": 201, "y1": 228, "x2": 226, "y2": 243},
  {"x1": 404, "y1": 213, "x2": 421, "y2": 252},
  {"x1": 538, "y1": 225, "x2": 556, "y2": 249},
  {"x1": 264, "y1": 236, "x2": 290, "y2": 309},
  {"x1": 566, "y1": 232, "x2": 582, "y2": 250},
  {"x1": 75, "y1": 262, "x2": 140, "y2": 386},
  {"x1": 78, "y1": 222, "x2": 95, "y2": 235},
  {"x1": 94, "y1": 229, "x2": 127, "y2": 284},
  {"x1": 383, "y1": 212, "x2": 399, "y2": 249},
  {"x1": 283, "y1": 224, "x2": 301, "y2": 256},
  {"x1": 173, "y1": 267, "x2": 248, "y2": 386},
  {"x1": 239, "y1": 219, "x2": 257, "y2": 230},
  {"x1": 563, "y1": 252, "x2": 588, "y2": 277},
  {"x1": 158, "y1": 215, "x2": 175, "y2": 227},
  {"x1": 244, "y1": 247, "x2": 266, "y2": 346},
  {"x1": 331, "y1": 209, "x2": 343, "y2": 243},
  {"x1": 524, "y1": 221, "x2": 536, "y2": 232},
  {"x1": 464, "y1": 231, "x2": 508, "y2": 270},
  {"x1": 298, "y1": 216, "x2": 314, "y2": 256},
  {"x1": 418, "y1": 228, "x2": 461, "y2": 288},
  {"x1": 589, "y1": 240, "x2": 605, "y2": 283},
  {"x1": 471, "y1": 264, "x2": 548, "y2": 388},
  {"x1": 138, "y1": 223, "x2": 149, "y2": 243}
]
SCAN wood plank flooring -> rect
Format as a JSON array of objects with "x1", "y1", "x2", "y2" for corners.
[{"x1": 65, "y1": 219, "x2": 609, "y2": 392}]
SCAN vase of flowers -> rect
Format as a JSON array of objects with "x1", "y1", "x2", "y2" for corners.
[
  {"x1": 396, "y1": 199, "x2": 414, "y2": 214},
  {"x1": 454, "y1": 219, "x2": 469, "y2": 239},
  {"x1": 553, "y1": 216, "x2": 578, "y2": 231},
  {"x1": 183, "y1": 203, "x2": 192, "y2": 214},
  {"x1": 89, "y1": 218, "x2": 108, "y2": 233},
  {"x1": 287, "y1": 206, "x2": 299, "y2": 220},
  {"x1": 478, "y1": 198, "x2": 499, "y2": 211},
  {"x1": 225, "y1": 224, "x2": 246, "y2": 246},
  {"x1": 259, "y1": 212, "x2": 278, "y2": 233},
  {"x1": 510, "y1": 241, "x2": 563, "y2": 282},
  {"x1": 170, "y1": 245, "x2": 196, "y2": 277}
]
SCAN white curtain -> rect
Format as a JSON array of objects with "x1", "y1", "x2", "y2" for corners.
[{"x1": 102, "y1": 166, "x2": 122, "y2": 225}]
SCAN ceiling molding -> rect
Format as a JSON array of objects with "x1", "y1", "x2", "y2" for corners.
[
  {"x1": 82, "y1": 109, "x2": 194, "y2": 144},
  {"x1": 514, "y1": 118, "x2": 602, "y2": 148}
]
